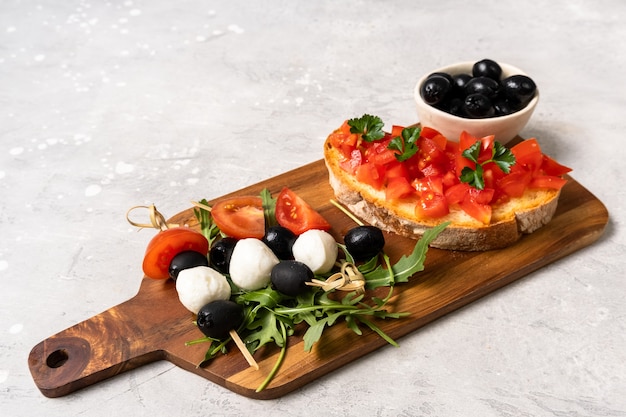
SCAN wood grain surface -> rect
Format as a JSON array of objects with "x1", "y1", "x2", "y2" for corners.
[{"x1": 28, "y1": 141, "x2": 609, "y2": 399}]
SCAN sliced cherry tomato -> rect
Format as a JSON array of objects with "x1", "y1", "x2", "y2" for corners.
[
  {"x1": 211, "y1": 196, "x2": 265, "y2": 239},
  {"x1": 275, "y1": 187, "x2": 331, "y2": 235},
  {"x1": 142, "y1": 227, "x2": 209, "y2": 280}
]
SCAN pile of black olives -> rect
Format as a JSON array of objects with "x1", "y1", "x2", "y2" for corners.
[{"x1": 420, "y1": 59, "x2": 537, "y2": 119}]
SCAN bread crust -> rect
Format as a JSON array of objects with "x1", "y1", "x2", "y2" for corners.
[{"x1": 324, "y1": 139, "x2": 561, "y2": 251}]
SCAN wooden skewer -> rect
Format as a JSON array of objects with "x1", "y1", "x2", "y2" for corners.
[{"x1": 229, "y1": 330, "x2": 259, "y2": 370}]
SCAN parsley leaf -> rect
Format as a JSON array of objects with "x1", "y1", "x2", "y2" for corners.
[
  {"x1": 460, "y1": 140, "x2": 516, "y2": 190},
  {"x1": 347, "y1": 114, "x2": 385, "y2": 142},
  {"x1": 387, "y1": 126, "x2": 421, "y2": 161}
]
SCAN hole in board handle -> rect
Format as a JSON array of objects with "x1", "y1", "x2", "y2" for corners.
[{"x1": 46, "y1": 349, "x2": 69, "y2": 368}]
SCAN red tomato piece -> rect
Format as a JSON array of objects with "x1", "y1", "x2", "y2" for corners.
[
  {"x1": 386, "y1": 176, "x2": 414, "y2": 201},
  {"x1": 390, "y1": 125, "x2": 405, "y2": 137},
  {"x1": 340, "y1": 149, "x2": 362, "y2": 174},
  {"x1": 415, "y1": 193, "x2": 449, "y2": 219},
  {"x1": 142, "y1": 227, "x2": 209, "y2": 280},
  {"x1": 497, "y1": 170, "x2": 532, "y2": 198},
  {"x1": 445, "y1": 182, "x2": 471, "y2": 206},
  {"x1": 460, "y1": 197, "x2": 492, "y2": 224},
  {"x1": 529, "y1": 175, "x2": 568, "y2": 190},
  {"x1": 211, "y1": 196, "x2": 265, "y2": 239},
  {"x1": 466, "y1": 187, "x2": 495, "y2": 205},
  {"x1": 384, "y1": 160, "x2": 409, "y2": 180},
  {"x1": 541, "y1": 154, "x2": 572, "y2": 177},
  {"x1": 365, "y1": 140, "x2": 397, "y2": 165},
  {"x1": 511, "y1": 139, "x2": 543, "y2": 171},
  {"x1": 356, "y1": 162, "x2": 385, "y2": 189},
  {"x1": 275, "y1": 187, "x2": 331, "y2": 235}
]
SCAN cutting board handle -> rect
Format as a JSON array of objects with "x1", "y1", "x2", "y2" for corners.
[{"x1": 27, "y1": 286, "x2": 164, "y2": 398}]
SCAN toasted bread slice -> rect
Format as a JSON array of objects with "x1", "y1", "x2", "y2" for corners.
[{"x1": 324, "y1": 139, "x2": 561, "y2": 251}]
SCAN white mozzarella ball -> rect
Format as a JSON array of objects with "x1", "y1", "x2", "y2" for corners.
[
  {"x1": 175, "y1": 266, "x2": 231, "y2": 314},
  {"x1": 229, "y1": 238, "x2": 280, "y2": 291},
  {"x1": 292, "y1": 229, "x2": 338, "y2": 274}
]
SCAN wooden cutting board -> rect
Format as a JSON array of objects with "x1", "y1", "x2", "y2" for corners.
[{"x1": 28, "y1": 139, "x2": 609, "y2": 399}]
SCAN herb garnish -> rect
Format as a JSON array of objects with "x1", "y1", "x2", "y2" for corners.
[
  {"x1": 347, "y1": 114, "x2": 385, "y2": 142},
  {"x1": 460, "y1": 140, "x2": 516, "y2": 190},
  {"x1": 387, "y1": 126, "x2": 421, "y2": 161}
]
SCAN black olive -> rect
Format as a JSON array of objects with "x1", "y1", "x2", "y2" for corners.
[
  {"x1": 262, "y1": 225, "x2": 297, "y2": 260},
  {"x1": 465, "y1": 76, "x2": 500, "y2": 99},
  {"x1": 447, "y1": 97, "x2": 466, "y2": 117},
  {"x1": 501, "y1": 74, "x2": 537, "y2": 106},
  {"x1": 472, "y1": 59, "x2": 502, "y2": 81},
  {"x1": 452, "y1": 73, "x2": 472, "y2": 96},
  {"x1": 196, "y1": 300, "x2": 244, "y2": 340},
  {"x1": 493, "y1": 97, "x2": 521, "y2": 116},
  {"x1": 420, "y1": 74, "x2": 452, "y2": 105},
  {"x1": 463, "y1": 93, "x2": 495, "y2": 118},
  {"x1": 344, "y1": 225, "x2": 385, "y2": 261},
  {"x1": 168, "y1": 250, "x2": 209, "y2": 281},
  {"x1": 270, "y1": 260, "x2": 314, "y2": 296},
  {"x1": 209, "y1": 237, "x2": 238, "y2": 274}
]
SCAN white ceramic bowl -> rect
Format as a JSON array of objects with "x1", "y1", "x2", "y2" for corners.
[{"x1": 414, "y1": 61, "x2": 539, "y2": 143}]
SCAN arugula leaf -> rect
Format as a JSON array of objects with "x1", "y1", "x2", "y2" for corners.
[
  {"x1": 244, "y1": 307, "x2": 286, "y2": 349},
  {"x1": 391, "y1": 221, "x2": 449, "y2": 282},
  {"x1": 193, "y1": 198, "x2": 220, "y2": 247},
  {"x1": 260, "y1": 188, "x2": 277, "y2": 228},
  {"x1": 460, "y1": 140, "x2": 516, "y2": 190},
  {"x1": 347, "y1": 114, "x2": 385, "y2": 142},
  {"x1": 363, "y1": 221, "x2": 449, "y2": 289},
  {"x1": 387, "y1": 126, "x2": 421, "y2": 161}
]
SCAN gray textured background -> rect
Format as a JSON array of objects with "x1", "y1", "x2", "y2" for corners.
[{"x1": 1, "y1": 1, "x2": 624, "y2": 416}]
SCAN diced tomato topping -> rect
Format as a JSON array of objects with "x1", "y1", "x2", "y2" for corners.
[
  {"x1": 385, "y1": 161, "x2": 409, "y2": 180},
  {"x1": 329, "y1": 122, "x2": 572, "y2": 224},
  {"x1": 445, "y1": 182, "x2": 471, "y2": 206},
  {"x1": 386, "y1": 176, "x2": 414, "y2": 201},
  {"x1": 365, "y1": 140, "x2": 397, "y2": 165},
  {"x1": 339, "y1": 149, "x2": 362, "y2": 174},
  {"x1": 529, "y1": 175, "x2": 568, "y2": 190},
  {"x1": 390, "y1": 125, "x2": 404, "y2": 137},
  {"x1": 497, "y1": 170, "x2": 532, "y2": 198},
  {"x1": 415, "y1": 193, "x2": 449, "y2": 219},
  {"x1": 460, "y1": 197, "x2": 492, "y2": 224},
  {"x1": 356, "y1": 162, "x2": 385, "y2": 189},
  {"x1": 541, "y1": 154, "x2": 572, "y2": 177},
  {"x1": 511, "y1": 138, "x2": 543, "y2": 171}
]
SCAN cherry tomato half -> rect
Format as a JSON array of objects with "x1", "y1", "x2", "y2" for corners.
[
  {"x1": 211, "y1": 196, "x2": 265, "y2": 239},
  {"x1": 142, "y1": 227, "x2": 209, "y2": 280},
  {"x1": 275, "y1": 187, "x2": 331, "y2": 235}
]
